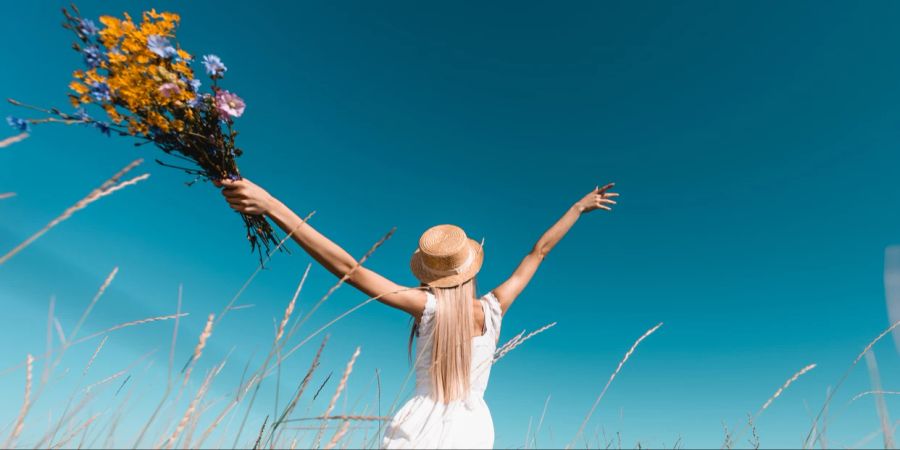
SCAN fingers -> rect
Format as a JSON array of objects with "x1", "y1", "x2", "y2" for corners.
[{"x1": 598, "y1": 182, "x2": 615, "y2": 194}]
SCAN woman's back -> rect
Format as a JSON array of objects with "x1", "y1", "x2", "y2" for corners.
[{"x1": 382, "y1": 292, "x2": 503, "y2": 449}]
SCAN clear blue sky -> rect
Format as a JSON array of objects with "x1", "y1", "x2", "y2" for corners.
[{"x1": 2, "y1": 1, "x2": 900, "y2": 448}]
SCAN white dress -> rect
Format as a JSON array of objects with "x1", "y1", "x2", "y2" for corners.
[{"x1": 382, "y1": 292, "x2": 503, "y2": 449}]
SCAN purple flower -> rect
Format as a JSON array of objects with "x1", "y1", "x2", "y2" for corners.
[
  {"x1": 189, "y1": 78, "x2": 201, "y2": 92},
  {"x1": 6, "y1": 116, "x2": 30, "y2": 132},
  {"x1": 202, "y1": 55, "x2": 227, "y2": 77},
  {"x1": 94, "y1": 121, "x2": 112, "y2": 136},
  {"x1": 83, "y1": 45, "x2": 103, "y2": 68},
  {"x1": 158, "y1": 82, "x2": 181, "y2": 98},
  {"x1": 215, "y1": 90, "x2": 245, "y2": 118},
  {"x1": 89, "y1": 82, "x2": 111, "y2": 102},
  {"x1": 147, "y1": 35, "x2": 177, "y2": 59},
  {"x1": 79, "y1": 18, "x2": 99, "y2": 36}
]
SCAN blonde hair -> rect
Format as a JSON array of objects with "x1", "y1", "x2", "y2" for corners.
[{"x1": 409, "y1": 278, "x2": 477, "y2": 403}]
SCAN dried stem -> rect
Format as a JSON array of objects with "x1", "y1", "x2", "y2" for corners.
[
  {"x1": 569, "y1": 322, "x2": 663, "y2": 448},
  {"x1": 0, "y1": 160, "x2": 149, "y2": 265},
  {"x1": 313, "y1": 347, "x2": 361, "y2": 449}
]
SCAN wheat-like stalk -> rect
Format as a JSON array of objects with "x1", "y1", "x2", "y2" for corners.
[
  {"x1": 494, "y1": 322, "x2": 557, "y2": 362},
  {"x1": 569, "y1": 322, "x2": 663, "y2": 449},
  {"x1": 165, "y1": 368, "x2": 217, "y2": 449},
  {"x1": 83, "y1": 335, "x2": 109, "y2": 376},
  {"x1": 0, "y1": 159, "x2": 149, "y2": 265},
  {"x1": 759, "y1": 364, "x2": 817, "y2": 412},
  {"x1": 851, "y1": 390, "x2": 900, "y2": 402},
  {"x1": 313, "y1": 347, "x2": 361, "y2": 449},
  {"x1": 71, "y1": 267, "x2": 119, "y2": 343},
  {"x1": 275, "y1": 283, "x2": 300, "y2": 344},
  {"x1": 805, "y1": 318, "x2": 900, "y2": 447},
  {"x1": 183, "y1": 314, "x2": 215, "y2": 386},
  {"x1": 0, "y1": 132, "x2": 28, "y2": 148},
  {"x1": 50, "y1": 412, "x2": 102, "y2": 450},
  {"x1": 323, "y1": 421, "x2": 350, "y2": 450},
  {"x1": 4, "y1": 354, "x2": 34, "y2": 448}
]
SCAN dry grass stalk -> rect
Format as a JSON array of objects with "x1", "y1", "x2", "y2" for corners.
[
  {"x1": 164, "y1": 367, "x2": 217, "y2": 449},
  {"x1": 183, "y1": 313, "x2": 215, "y2": 386},
  {"x1": 51, "y1": 412, "x2": 101, "y2": 450},
  {"x1": 83, "y1": 335, "x2": 108, "y2": 375},
  {"x1": 805, "y1": 318, "x2": 900, "y2": 447},
  {"x1": 494, "y1": 322, "x2": 557, "y2": 362},
  {"x1": 274, "y1": 229, "x2": 397, "y2": 364},
  {"x1": 287, "y1": 415, "x2": 390, "y2": 422},
  {"x1": 530, "y1": 394, "x2": 551, "y2": 449},
  {"x1": 323, "y1": 421, "x2": 350, "y2": 450},
  {"x1": 71, "y1": 313, "x2": 189, "y2": 348},
  {"x1": 251, "y1": 415, "x2": 268, "y2": 450},
  {"x1": 214, "y1": 211, "x2": 316, "y2": 330},
  {"x1": 269, "y1": 336, "x2": 330, "y2": 446},
  {"x1": 132, "y1": 290, "x2": 184, "y2": 449},
  {"x1": 864, "y1": 351, "x2": 894, "y2": 449},
  {"x1": 4, "y1": 354, "x2": 34, "y2": 448},
  {"x1": 0, "y1": 159, "x2": 149, "y2": 265},
  {"x1": 276, "y1": 280, "x2": 301, "y2": 344},
  {"x1": 71, "y1": 267, "x2": 119, "y2": 342},
  {"x1": 271, "y1": 285, "x2": 427, "y2": 378},
  {"x1": 759, "y1": 364, "x2": 817, "y2": 413},
  {"x1": 83, "y1": 370, "x2": 128, "y2": 393},
  {"x1": 0, "y1": 132, "x2": 29, "y2": 148},
  {"x1": 313, "y1": 347, "x2": 361, "y2": 449},
  {"x1": 851, "y1": 390, "x2": 900, "y2": 402},
  {"x1": 569, "y1": 322, "x2": 663, "y2": 449},
  {"x1": 0, "y1": 192, "x2": 15, "y2": 200},
  {"x1": 229, "y1": 270, "x2": 313, "y2": 449}
]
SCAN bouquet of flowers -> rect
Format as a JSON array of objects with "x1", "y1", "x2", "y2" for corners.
[{"x1": 6, "y1": 5, "x2": 280, "y2": 261}]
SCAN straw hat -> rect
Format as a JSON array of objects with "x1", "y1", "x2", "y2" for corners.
[{"x1": 410, "y1": 224, "x2": 484, "y2": 288}]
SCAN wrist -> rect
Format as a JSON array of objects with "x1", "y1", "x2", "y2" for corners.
[
  {"x1": 264, "y1": 196, "x2": 287, "y2": 218},
  {"x1": 572, "y1": 203, "x2": 586, "y2": 214}
]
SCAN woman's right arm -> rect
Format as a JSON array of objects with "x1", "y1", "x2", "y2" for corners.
[{"x1": 220, "y1": 179, "x2": 428, "y2": 317}]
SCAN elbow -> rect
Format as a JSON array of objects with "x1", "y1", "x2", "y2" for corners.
[{"x1": 530, "y1": 245, "x2": 548, "y2": 261}]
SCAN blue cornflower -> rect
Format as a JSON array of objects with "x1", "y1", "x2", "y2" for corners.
[
  {"x1": 93, "y1": 121, "x2": 112, "y2": 136},
  {"x1": 202, "y1": 55, "x2": 226, "y2": 77},
  {"x1": 147, "y1": 35, "x2": 177, "y2": 59},
  {"x1": 89, "y1": 82, "x2": 111, "y2": 102},
  {"x1": 74, "y1": 108, "x2": 91, "y2": 122},
  {"x1": 6, "y1": 116, "x2": 30, "y2": 132},
  {"x1": 79, "y1": 18, "x2": 99, "y2": 36},
  {"x1": 83, "y1": 45, "x2": 103, "y2": 68}
]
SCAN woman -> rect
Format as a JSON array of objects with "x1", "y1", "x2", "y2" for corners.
[{"x1": 219, "y1": 179, "x2": 618, "y2": 449}]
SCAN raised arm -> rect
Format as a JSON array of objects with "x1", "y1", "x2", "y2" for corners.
[
  {"x1": 220, "y1": 179, "x2": 427, "y2": 317},
  {"x1": 492, "y1": 183, "x2": 618, "y2": 314}
]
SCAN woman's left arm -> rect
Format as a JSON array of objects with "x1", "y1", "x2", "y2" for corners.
[{"x1": 491, "y1": 183, "x2": 618, "y2": 314}]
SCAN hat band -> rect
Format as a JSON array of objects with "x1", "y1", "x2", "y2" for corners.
[{"x1": 422, "y1": 246, "x2": 475, "y2": 278}]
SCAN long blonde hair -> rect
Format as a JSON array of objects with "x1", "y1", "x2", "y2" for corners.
[{"x1": 410, "y1": 278, "x2": 477, "y2": 403}]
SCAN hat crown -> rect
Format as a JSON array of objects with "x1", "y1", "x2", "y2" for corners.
[{"x1": 418, "y1": 225, "x2": 470, "y2": 271}]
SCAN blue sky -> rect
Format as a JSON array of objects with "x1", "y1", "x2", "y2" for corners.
[{"x1": 2, "y1": 1, "x2": 900, "y2": 448}]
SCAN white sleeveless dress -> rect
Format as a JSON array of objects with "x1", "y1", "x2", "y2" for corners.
[{"x1": 382, "y1": 292, "x2": 503, "y2": 449}]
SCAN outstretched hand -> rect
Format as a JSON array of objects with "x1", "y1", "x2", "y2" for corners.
[
  {"x1": 575, "y1": 183, "x2": 618, "y2": 213},
  {"x1": 219, "y1": 178, "x2": 276, "y2": 216}
]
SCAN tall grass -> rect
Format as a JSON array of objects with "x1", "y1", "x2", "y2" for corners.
[{"x1": 5, "y1": 162, "x2": 900, "y2": 448}]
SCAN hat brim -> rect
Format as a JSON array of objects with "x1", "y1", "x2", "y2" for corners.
[{"x1": 410, "y1": 239, "x2": 484, "y2": 288}]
